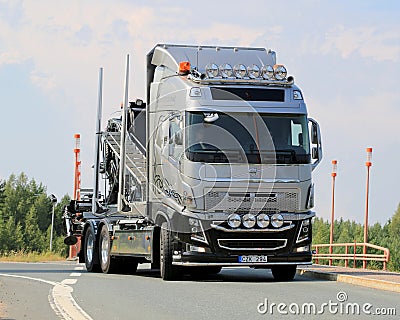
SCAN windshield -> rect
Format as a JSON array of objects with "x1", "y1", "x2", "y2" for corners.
[{"x1": 185, "y1": 112, "x2": 310, "y2": 164}]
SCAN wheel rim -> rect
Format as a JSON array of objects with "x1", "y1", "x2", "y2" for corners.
[
  {"x1": 101, "y1": 235, "x2": 109, "y2": 265},
  {"x1": 86, "y1": 233, "x2": 94, "y2": 264}
]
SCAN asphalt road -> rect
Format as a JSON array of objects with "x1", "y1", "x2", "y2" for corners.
[{"x1": 0, "y1": 262, "x2": 399, "y2": 319}]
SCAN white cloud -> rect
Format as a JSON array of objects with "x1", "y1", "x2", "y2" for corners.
[
  {"x1": 321, "y1": 25, "x2": 400, "y2": 62},
  {"x1": 0, "y1": 51, "x2": 27, "y2": 66},
  {"x1": 1, "y1": 0, "x2": 399, "y2": 223},
  {"x1": 30, "y1": 69, "x2": 56, "y2": 92}
]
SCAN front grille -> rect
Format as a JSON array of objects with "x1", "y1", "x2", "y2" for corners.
[
  {"x1": 217, "y1": 238, "x2": 287, "y2": 251},
  {"x1": 205, "y1": 190, "x2": 298, "y2": 212}
]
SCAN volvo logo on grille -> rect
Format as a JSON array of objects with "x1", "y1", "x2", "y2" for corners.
[{"x1": 249, "y1": 168, "x2": 259, "y2": 177}]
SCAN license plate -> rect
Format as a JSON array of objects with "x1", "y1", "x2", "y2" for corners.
[{"x1": 239, "y1": 255, "x2": 268, "y2": 263}]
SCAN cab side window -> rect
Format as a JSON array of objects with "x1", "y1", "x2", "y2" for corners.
[{"x1": 169, "y1": 116, "x2": 183, "y2": 159}]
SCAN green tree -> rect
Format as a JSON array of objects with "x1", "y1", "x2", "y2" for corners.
[
  {"x1": 0, "y1": 173, "x2": 70, "y2": 255},
  {"x1": 34, "y1": 193, "x2": 52, "y2": 232},
  {"x1": 1, "y1": 217, "x2": 24, "y2": 252},
  {"x1": 1, "y1": 173, "x2": 46, "y2": 227},
  {"x1": 24, "y1": 207, "x2": 45, "y2": 252},
  {"x1": 312, "y1": 217, "x2": 330, "y2": 244},
  {"x1": 387, "y1": 204, "x2": 400, "y2": 271}
]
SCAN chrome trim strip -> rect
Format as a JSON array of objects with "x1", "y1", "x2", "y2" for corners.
[
  {"x1": 203, "y1": 178, "x2": 300, "y2": 183},
  {"x1": 211, "y1": 224, "x2": 295, "y2": 233},
  {"x1": 217, "y1": 238, "x2": 287, "y2": 251},
  {"x1": 172, "y1": 262, "x2": 311, "y2": 266}
]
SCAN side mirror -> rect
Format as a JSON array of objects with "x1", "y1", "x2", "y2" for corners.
[
  {"x1": 174, "y1": 131, "x2": 183, "y2": 145},
  {"x1": 311, "y1": 123, "x2": 318, "y2": 144},
  {"x1": 308, "y1": 118, "x2": 323, "y2": 170},
  {"x1": 312, "y1": 147, "x2": 319, "y2": 159}
]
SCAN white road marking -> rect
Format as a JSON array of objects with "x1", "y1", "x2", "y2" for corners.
[
  {"x1": 61, "y1": 279, "x2": 78, "y2": 285},
  {"x1": 74, "y1": 267, "x2": 84, "y2": 271},
  {"x1": 0, "y1": 273, "x2": 92, "y2": 320},
  {"x1": 69, "y1": 272, "x2": 82, "y2": 277}
]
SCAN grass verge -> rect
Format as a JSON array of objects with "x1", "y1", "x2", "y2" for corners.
[{"x1": 0, "y1": 251, "x2": 66, "y2": 263}]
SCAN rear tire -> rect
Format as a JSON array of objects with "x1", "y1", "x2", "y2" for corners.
[
  {"x1": 160, "y1": 222, "x2": 180, "y2": 281},
  {"x1": 99, "y1": 225, "x2": 139, "y2": 274},
  {"x1": 84, "y1": 227, "x2": 100, "y2": 272},
  {"x1": 271, "y1": 265, "x2": 297, "y2": 281},
  {"x1": 99, "y1": 225, "x2": 117, "y2": 274}
]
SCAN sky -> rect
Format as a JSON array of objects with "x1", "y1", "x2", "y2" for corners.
[{"x1": 0, "y1": 0, "x2": 399, "y2": 225}]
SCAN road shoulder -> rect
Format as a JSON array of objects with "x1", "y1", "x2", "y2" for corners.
[{"x1": 297, "y1": 264, "x2": 400, "y2": 293}]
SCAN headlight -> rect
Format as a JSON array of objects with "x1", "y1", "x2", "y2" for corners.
[
  {"x1": 219, "y1": 63, "x2": 233, "y2": 78},
  {"x1": 227, "y1": 213, "x2": 241, "y2": 228},
  {"x1": 271, "y1": 213, "x2": 284, "y2": 228},
  {"x1": 261, "y1": 65, "x2": 274, "y2": 79},
  {"x1": 247, "y1": 64, "x2": 260, "y2": 79},
  {"x1": 256, "y1": 213, "x2": 270, "y2": 228},
  {"x1": 306, "y1": 184, "x2": 314, "y2": 209},
  {"x1": 296, "y1": 219, "x2": 311, "y2": 243},
  {"x1": 242, "y1": 213, "x2": 256, "y2": 228},
  {"x1": 273, "y1": 65, "x2": 287, "y2": 80},
  {"x1": 233, "y1": 64, "x2": 247, "y2": 78},
  {"x1": 205, "y1": 63, "x2": 219, "y2": 78}
]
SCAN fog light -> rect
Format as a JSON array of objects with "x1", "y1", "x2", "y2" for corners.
[
  {"x1": 261, "y1": 65, "x2": 274, "y2": 79},
  {"x1": 256, "y1": 213, "x2": 270, "y2": 228},
  {"x1": 271, "y1": 213, "x2": 284, "y2": 228},
  {"x1": 295, "y1": 245, "x2": 310, "y2": 253},
  {"x1": 242, "y1": 213, "x2": 256, "y2": 228},
  {"x1": 189, "y1": 245, "x2": 206, "y2": 253},
  {"x1": 205, "y1": 63, "x2": 219, "y2": 78},
  {"x1": 247, "y1": 64, "x2": 260, "y2": 79},
  {"x1": 233, "y1": 64, "x2": 247, "y2": 78},
  {"x1": 219, "y1": 63, "x2": 233, "y2": 78},
  {"x1": 227, "y1": 213, "x2": 241, "y2": 228},
  {"x1": 273, "y1": 65, "x2": 287, "y2": 80}
]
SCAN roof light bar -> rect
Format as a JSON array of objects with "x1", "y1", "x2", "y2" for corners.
[{"x1": 197, "y1": 62, "x2": 292, "y2": 85}]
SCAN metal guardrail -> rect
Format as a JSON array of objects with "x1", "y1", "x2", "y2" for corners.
[{"x1": 313, "y1": 242, "x2": 390, "y2": 271}]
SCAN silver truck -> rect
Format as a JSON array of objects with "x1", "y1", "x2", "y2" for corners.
[{"x1": 64, "y1": 44, "x2": 322, "y2": 281}]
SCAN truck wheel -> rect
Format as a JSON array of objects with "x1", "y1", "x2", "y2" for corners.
[
  {"x1": 84, "y1": 227, "x2": 100, "y2": 272},
  {"x1": 160, "y1": 222, "x2": 180, "y2": 280},
  {"x1": 271, "y1": 265, "x2": 297, "y2": 281},
  {"x1": 99, "y1": 225, "x2": 118, "y2": 274}
]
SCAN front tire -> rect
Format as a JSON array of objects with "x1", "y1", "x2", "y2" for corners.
[
  {"x1": 160, "y1": 222, "x2": 180, "y2": 281},
  {"x1": 271, "y1": 265, "x2": 297, "y2": 281},
  {"x1": 84, "y1": 227, "x2": 100, "y2": 272}
]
